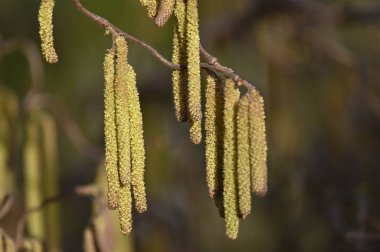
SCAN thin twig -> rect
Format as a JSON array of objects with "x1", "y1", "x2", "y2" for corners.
[{"x1": 71, "y1": 0, "x2": 256, "y2": 91}]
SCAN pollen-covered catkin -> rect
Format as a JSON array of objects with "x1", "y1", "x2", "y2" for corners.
[
  {"x1": 249, "y1": 89, "x2": 268, "y2": 196},
  {"x1": 38, "y1": 0, "x2": 58, "y2": 63},
  {"x1": 222, "y1": 79, "x2": 240, "y2": 239},
  {"x1": 139, "y1": 0, "x2": 157, "y2": 19},
  {"x1": 186, "y1": 0, "x2": 202, "y2": 144},
  {"x1": 115, "y1": 36, "x2": 131, "y2": 186},
  {"x1": 104, "y1": 49, "x2": 119, "y2": 210},
  {"x1": 126, "y1": 64, "x2": 147, "y2": 213},
  {"x1": 236, "y1": 95, "x2": 251, "y2": 219},
  {"x1": 205, "y1": 74, "x2": 219, "y2": 198},
  {"x1": 118, "y1": 183, "x2": 133, "y2": 235},
  {"x1": 155, "y1": 0, "x2": 175, "y2": 27}
]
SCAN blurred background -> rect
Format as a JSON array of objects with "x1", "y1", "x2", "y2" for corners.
[{"x1": 1, "y1": 0, "x2": 380, "y2": 251}]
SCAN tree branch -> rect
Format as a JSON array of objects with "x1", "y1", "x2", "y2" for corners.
[{"x1": 71, "y1": 0, "x2": 255, "y2": 91}]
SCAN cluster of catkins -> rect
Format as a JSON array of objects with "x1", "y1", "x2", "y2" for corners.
[{"x1": 38, "y1": 0, "x2": 268, "y2": 239}]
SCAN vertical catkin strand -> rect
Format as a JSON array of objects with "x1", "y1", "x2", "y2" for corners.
[
  {"x1": 38, "y1": 0, "x2": 58, "y2": 63},
  {"x1": 115, "y1": 36, "x2": 131, "y2": 186},
  {"x1": 118, "y1": 183, "x2": 132, "y2": 235},
  {"x1": 236, "y1": 96, "x2": 251, "y2": 219},
  {"x1": 127, "y1": 65, "x2": 147, "y2": 213},
  {"x1": 249, "y1": 90, "x2": 268, "y2": 196},
  {"x1": 155, "y1": 0, "x2": 175, "y2": 27},
  {"x1": 104, "y1": 49, "x2": 119, "y2": 209},
  {"x1": 222, "y1": 79, "x2": 240, "y2": 239},
  {"x1": 186, "y1": 0, "x2": 202, "y2": 144},
  {"x1": 139, "y1": 0, "x2": 157, "y2": 19},
  {"x1": 172, "y1": 0, "x2": 188, "y2": 122}
]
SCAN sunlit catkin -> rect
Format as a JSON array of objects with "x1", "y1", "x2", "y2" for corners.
[
  {"x1": 205, "y1": 74, "x2": 219, "y2": 198},
  {"x1": 38, "y1": 0, "x2": 58, "y2": 63},
  {"x1": 118, "y1": 183, "x2": 132, "y2": 235},
  {"x1": 172, "y1": 0, "x2": 188, "y2": 122},
  {"x1": 222, "y1": 79, "x2": 240, "y2": 239},
  {"x1": 139, "y1": 0, "x2": 157, "y2": 19},
  {"x1": 249, "y1": 89, "x2": 268, "y2": 196},
  {"x1": 126, "y1": 65, "x2": 147, "y2": 213},
  {"x1": 103, "y1": 49, "x2": 119, "y2": 210},
  {"x1": 236, "y1": 95, "x2": 251, "y2": 219},
  {"x1": 83, "y1": 227, "x2": 96, "y2": 252},
  {"x1": 115, "y1": 36, "x2": 131, "y2": 186},
  {"x1": 186, "y1": 0, "x2": 202, "y2": 144},
  {"x1": 155, "y1": 0, "x2": 175, "y2": 27}
]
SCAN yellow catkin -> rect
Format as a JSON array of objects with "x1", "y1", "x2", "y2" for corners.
[
  {"x1": 38, "y1": 113, "x2": 61, "y2": 252},
  {"x1": 83, "y1": 227, "x2": 96, "y2": 252},
  {"x1": 126, "y1": 65, "x2": 147, "y2": 213},
  {"x1": 186, "y1": 0, "x2": 202, "y2": 144},
  {"x1": 103, "y1": 49, "x2": 119, "y2": 210},
  {"x1": 236, "y1": 95, "x2": 251, "y2": 219},
  {"x1": 139, "y1": 0, "x2": 157, "y2": 19},
  {"x1": 38, "y1": 0, "x2": 58, "y2": 63},
  {"x1": 155, "y1": 0, "x2": 175, "y2": 27},
  {"x1": 115, "y1": 36, "x2": 131, "y2": 186},
  {"x1": 118, "y1": 183, "x2": 133, "y2": 235},
  {"x1": 205, "y1": 74, "x2": 219, "y2": 198},
  {"x1": 249, "y1": 90, "x2": 268, "y2": 196},
  {"x1": 222, "y1": 79, "x2": 240, "y2": 239},
  {"x1": 172, "y1": 0, "x2": 188, "y2": 122},
  {"x1": 24, "y1": 115, "x2": 45, "y2": 240}
]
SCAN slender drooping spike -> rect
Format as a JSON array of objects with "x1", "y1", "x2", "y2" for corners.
[
  {"x1": 83, "y1": 227, "x2": 96, "y2": 252},
  {"x1": 249, "y1": 89, "x2": 268, "y2": 196},
  {"x1": 236, "y1": 95, "x2": 251, "y2": 219},
  {"x1": 155, "y1": 0, "x2": 175, "y2": 27},
  {"x1": 222, "y1": 79, "x2": 240, "y2": 239},
  {"x1": 172, "y1": 0, "x2": 188, "y2": 122},
  {"x1": 24, "y1": 115, "x2": 45, "y2": 240},
  {"x1": 139, "y1": 0, "x2": 157, "y2": 19},
  {"x1": 103, "y1": 49, "x2": 119, "y2": 210},
  {"x1": 118, "y1": 183, "x2": 133, "y2": 235},
  {"x1": 126, "y1": 65, "x2": 147, "y2": 213},
  {"x1": 186, "y1": 0, "x2": 202, "y2": 144},
  {"x1": 38, "y1": 0, "x2": 58, "y2": 63},
  {"x1": 115, "y1": 36, "x2": 131, "y2": 186},
  {"x1": 205, "y1": 74, "x2": 219, "y2": 198}
]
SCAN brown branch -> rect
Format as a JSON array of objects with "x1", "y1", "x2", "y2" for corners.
[{"x1": 71, "y1": 0, "x2": 256, "y2": 92}]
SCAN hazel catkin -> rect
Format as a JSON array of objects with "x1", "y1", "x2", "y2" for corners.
[
  {"x1": 249, "y1": 89, "x2": 268, "y2": 196},
  {"x1": 222, "y1": 79, "x2": 240, "y2": 239},
  {"x1": 126, "y1": 64, "x2": 147, "y2": 213},
  {"x1": 236, "y1": 95, "x2": 251, "y2": 219},
  {"x1": 186, "y1": 0, "x2": 202, "y2": 144},
  {"x1": 115, "y1": 36, "x2": 131, "y2": 186},
  {"x1": 155, "y1": 0, "x2": 175, "y2": 27},
  {"x1": 139, "y1": 0, "x2": 157, "y2": 19},
  {"x1": 172, "y1": 0, "x2": 188, "y2": 122},
  {"x1": 38, "y1": 0, "x2": 58, "y2": 63},
  {"x1": 103, "y1": 49, "x2": 119, "y2": 210},
  {"x1": 118, "y1": 183, "x2": 133, "y2": 235}
]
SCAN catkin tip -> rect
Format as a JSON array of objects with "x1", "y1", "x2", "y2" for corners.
[
  {"x1": 155, "y1": 0, "x2": 175, "y2": 27},
  {"x1": 38, "y1": 0, "x2": 58, "y2": 63}
]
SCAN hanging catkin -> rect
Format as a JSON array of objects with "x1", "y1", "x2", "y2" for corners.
[
  {"x1": 155, "y1": 0, "x2": 175, "y2": 27},
  {"x1": 236, "y1": 95, "x2": 251, "y2": 219},
  {"x1": 103, "y1": 49, "x2": 119, "y2": 210},
  {"x1": 139, "y1": 0, "x2": 157, "y2": 19},
  {"x1": 186, "y1": 0, "x2": 202, "y2": 144},
  {"x1": 115, "y1": 36, "x2": 131, "y2": 186},
  {"x1": 222, "y1": 79, "x2": 240, "y2": 239},
  {"x1": 38, "y1": 0, "x2": 58, "y2": 63},
  {"x1": 249, "y1": 89, "x2": 268, "y2": 196},
  {"x1": 126, "y1": 64, "x2": 147, "y2": 213},
  {"x1": 172, "y1": 0, "x2": 188, "y2": 122},
  {"x1": 205, "y1": 74, "x2": 219, "y2": 198}
]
